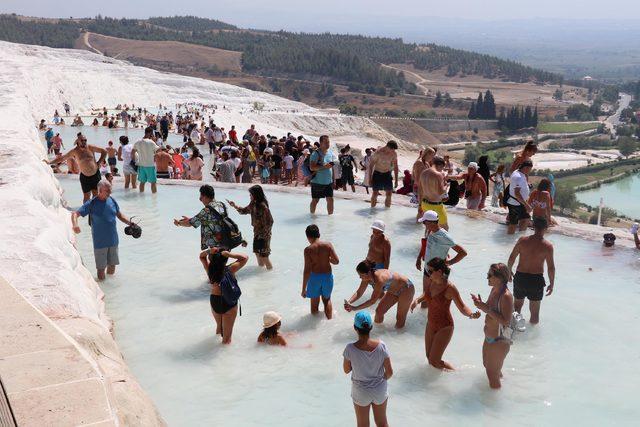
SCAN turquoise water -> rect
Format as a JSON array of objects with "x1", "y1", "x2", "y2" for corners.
[
  {"x1": 59, "y1": 177, "x2": 640, "y2": 426},
  {"x1": 577, "y1": 173, "x2": 640, "y2": 220}
]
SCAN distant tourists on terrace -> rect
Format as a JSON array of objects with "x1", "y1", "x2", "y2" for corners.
[
  {"x1": 632, "y1": 223, "x2": 640, "y2": 249},
  {"x1": 71, "y1": 180, "x2": 134, "y2": 281},
  {"x1": 368, "y1": 141, "x2": 399, "y2": 208}
]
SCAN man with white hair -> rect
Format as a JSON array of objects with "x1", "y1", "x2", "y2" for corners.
[
  {"x1": 454, "y1": 162, "x2": 487, "y2": 210},
  {"x1": 71, "y1": 180, "x2": 134, "y2": 280}
]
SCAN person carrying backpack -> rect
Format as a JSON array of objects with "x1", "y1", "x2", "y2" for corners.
[
  {"x1": 174, "y1": 185, "x2": 246, "y2": 272},
  {"x1": 203, "y1": 247, "x2": 248, "y2": 344}
]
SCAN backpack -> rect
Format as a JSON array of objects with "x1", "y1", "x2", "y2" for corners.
[
  {"x1": 209, "y1": 203, "x2": 245, "y2": 250},
  {"x1": 302, "y1": 150, "x2": 314, "y2": 175},
  {"x1": 444, "y1": 180, "x2": 460, "y2": 206},
  {"x1": 219, "y1": 268, "x2": 242, "y2": 306}
]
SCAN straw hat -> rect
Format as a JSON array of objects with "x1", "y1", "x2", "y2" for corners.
[{"x1": 263, "y1": 311, "x2": 282, "y2": 328}]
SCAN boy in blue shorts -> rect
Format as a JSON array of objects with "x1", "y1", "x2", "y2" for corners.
[{"x1": 302, "y1": 224, "x2": 340, "y2": 319}]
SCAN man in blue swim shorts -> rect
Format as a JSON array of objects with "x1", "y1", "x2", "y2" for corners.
[{"x1": 302, "y1": 224, "x2": 340, "y2": 319}]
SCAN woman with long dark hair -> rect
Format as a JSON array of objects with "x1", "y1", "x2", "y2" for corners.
[
  {"x1": 410, "y1": 257, "x2": 480, "y2": 370},
  {"x1": 202, "y1": 247, "x2": 248, "y2": 344},
  {"x1": 228, "y1": 185, "x2": 274, "y2": 269},
  {"x1": 471, "y1": 263, "x2": 514, "y2": 389},
  {"x1": 345, "y1": 261, "x2": 415, "y2": 328}
]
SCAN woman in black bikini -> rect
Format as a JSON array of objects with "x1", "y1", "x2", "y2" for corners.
[
  {"x1": 203, "y1": 247, "x2": 248, "y2": 344},
  {"x1": 344, "y1": 261, "x2": 415, "y2": 329},
  {"x1": 471, "y1": 263, "x2": 514, "y2": 389}
]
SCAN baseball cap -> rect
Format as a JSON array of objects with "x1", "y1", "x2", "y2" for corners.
[
  {"x1": 519, "y1": 160, "x2": 534, "y2": 169},
  {"x1": 371, "y1": 220, "x2": 385, "y2": 232},
  {"x1": 354, "y1": 311, "x2": 372, "y2": 329},
  {"x1": 418, "y1": 210, "x2": 439, "y2": 223}
]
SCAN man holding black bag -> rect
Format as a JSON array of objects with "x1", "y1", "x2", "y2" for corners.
[{"x1": 71, "y1": 180, "x2": 138, "y2": 281}]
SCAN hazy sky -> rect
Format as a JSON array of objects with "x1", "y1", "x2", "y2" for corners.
[{"x1": 3, "y1": 0, "x2": 639, "y2": 28}]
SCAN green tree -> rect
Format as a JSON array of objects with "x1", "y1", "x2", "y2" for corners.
[
  {"x1": 553, "y1": 89, "x2": 563, "y2": 101},
  {"x1": 463, "y1": 145, "x2": 483, "y2": 164},
  {"x1": 475, "y1": 92, "x2": 484, "y2": 118},
  {"x1": 483, "y1": 90, "x2": 496, "y2": 119},
  {"x1": 618, "y1": 136, "x2": 638, "y2": 157},
  {"x1": 468, "y1": 102, "x2": 477, "y2": 119},
  {"x1": 555, "y1": 185, "x2": 578, "y2": 212},
  {"x1": 433, "y1": 91, "x2": 443, "y2": 107}
]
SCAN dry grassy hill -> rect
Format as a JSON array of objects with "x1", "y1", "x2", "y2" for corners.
[{"x1": 76, "y1": 32, "x2": 242, "y2": 73}]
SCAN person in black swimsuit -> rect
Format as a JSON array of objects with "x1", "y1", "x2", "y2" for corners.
[{"x1": 203, "y1": 247, "x2": 248, "y2": 344}]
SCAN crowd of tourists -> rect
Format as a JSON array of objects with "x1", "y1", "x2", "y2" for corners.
[{"x1": 39, "y1": 103, "x2": 635, "y2": 426}]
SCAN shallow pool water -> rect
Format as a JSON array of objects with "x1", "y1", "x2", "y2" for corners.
[
  {"x1": 577, "y1": 173, "x2": 640, "y2": 220},
  {"x1": 59, "y1": 177, "x2": 640, "y2": 426}
]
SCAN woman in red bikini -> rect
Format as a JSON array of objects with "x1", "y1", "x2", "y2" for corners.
[{"x1": 411, "y1": 257, "x2": 480, "y2": 370}]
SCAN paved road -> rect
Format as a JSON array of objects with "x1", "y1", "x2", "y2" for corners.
[{"x1": 605, "y1": 93, "x2": 632, "y2": 136}]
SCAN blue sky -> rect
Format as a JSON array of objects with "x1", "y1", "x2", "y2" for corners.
[{"x1": 2, "y1": 0, "x2": 639, "y2": 26}]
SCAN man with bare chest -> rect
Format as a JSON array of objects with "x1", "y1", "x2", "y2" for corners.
[
  {"x1": 302, "y1": 224, "x2": 340, "y2": 319},
  {"x1": 365, "y1": 220, "x2": 391, "y2": 270},
  {"x1": 453, "y1": 162, "x2": 487, "y2": 210},
  {"x1": 507, "y1": 217, "x2": 556, "y2": 324},
  {"x1": 368, "y1": 141, "x2": 399, "y2": 208},
  {"x1": 418, "y1": 156, "x2": 450, "y2": 230},
  {"x1": 48, "y1": 135, "x2": 106, "y2": 202}
]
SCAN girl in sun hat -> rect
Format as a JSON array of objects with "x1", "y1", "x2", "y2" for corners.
[
  {"x1": 343, "y1": 311, "x2": 392, "y2": 427},
  {"x1": 258, "y1": 311, "x2": 287, "y2": 346}
]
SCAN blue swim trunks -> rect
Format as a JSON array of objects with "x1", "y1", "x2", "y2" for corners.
[
  {"x1": 306, "y1": 272, "x2": 334, "y2": 299},
  {"x1": 374, "y1": 263, "x2": 385, "y2": 270}
]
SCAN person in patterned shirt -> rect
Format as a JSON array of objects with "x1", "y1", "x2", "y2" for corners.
[
  {"x1": 228, "y1": 185, "x2": 274, "y2": 270},
  {"x1": 174, "y1": 184, "x2": 228, "y2": 272}
]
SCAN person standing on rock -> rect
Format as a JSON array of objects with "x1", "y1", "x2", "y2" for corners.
[
  {"x1": 47, "y1": 134, "x2": 107, "y2": 203},
  {"x1": 368, "y1": 141, "x2": 399, "y2": 208},
  {"x1": 71, "y1": 180, "x2": 134, "y2": 280}
]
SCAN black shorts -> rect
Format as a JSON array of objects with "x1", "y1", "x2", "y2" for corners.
[
  {"x1": 311, "y1": 183, "x2": 333, "y2": 199},
  {"x1": 79, "y1": 171, "x2": 101, "y2": 194},
  {"x1": 372, "y1": 171, "x2": 393, "y2": 192},
  {"x1": 253, "y1": 235, "x2": 271, "y2": 256},
  {"x1": 108, "y1": 157, "x2": 117, "y2": 166},
  {"x1": 513, "y1": 272, "x2": 545, "y2": 301},
  {"x1": 341, "y1": 168, "x2": 354, "y2": 185},
  {"x1": 157, "y1": 171, "x2": 170, "y2": 179},
  {"x1": 507, "y1": 204, "x2": 530, "y2": 225},
  {"x1": 210, "y1": 294, "x2": 236, "y2": 314}
]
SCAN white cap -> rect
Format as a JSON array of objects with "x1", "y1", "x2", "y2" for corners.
[
  {"x1": 371, "y1": 220, "x2": 386, "y2": 232},
  {"x1": 468, "y1": 162, "x2": 479, "y2": 170},
  {"x1": 418, "y1": 210, "x2": 439, "y2": 223}
]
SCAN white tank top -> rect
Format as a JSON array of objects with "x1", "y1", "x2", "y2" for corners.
[{"x1": 121, "y1": 144, "x2": 134, "y2": 164}]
